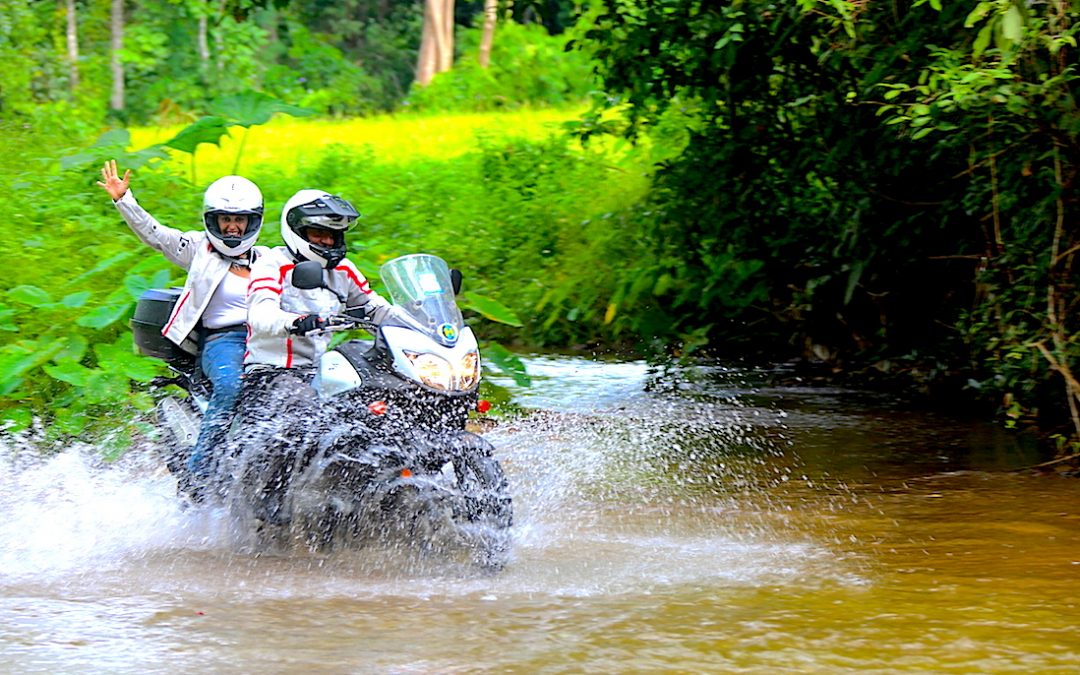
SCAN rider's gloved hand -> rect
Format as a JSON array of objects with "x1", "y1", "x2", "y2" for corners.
[{"x1": 289, "y1": 314, "x2": 327, "y2": 335}]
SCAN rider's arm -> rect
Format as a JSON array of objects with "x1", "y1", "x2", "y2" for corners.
[
  {"x1": 113, "y1": 190, "x2": 198, "y2": 271},
  {"x1": 247, "y1": 254, "x2": 304, "y2": 337},
  {"x1": 335, "y1": 260, "x2": 393, "y2": 323}
]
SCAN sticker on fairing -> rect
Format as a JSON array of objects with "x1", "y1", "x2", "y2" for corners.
[
  {"x1": 438, "y1": 323, "x2": 458, "y2": 342},
  {"x1": 418, "y1": 272, "x2": 443, "y2": 296}
]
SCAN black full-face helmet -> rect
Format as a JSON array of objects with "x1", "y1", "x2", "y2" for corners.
[{"x1": 281, "y1": 189, "x2": 359, "y2": 268}]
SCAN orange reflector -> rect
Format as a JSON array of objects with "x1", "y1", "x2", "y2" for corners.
[
  {"x1": 368, "y1": 400, "x2": 387, "y2": 415},
  {"x1": 476, "y1": 399, "x2": 492, "y2": 414},
  {"x1": 400, "y1": 468, "x2": 413, "y2": 478}
]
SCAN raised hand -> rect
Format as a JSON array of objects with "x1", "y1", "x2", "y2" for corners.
[{"x1": 96, "y1": 159, "x2": 131, "y2": 201}]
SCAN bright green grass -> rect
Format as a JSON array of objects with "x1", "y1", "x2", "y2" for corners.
[{"x1": 129, "y1": 107, "x2": 588, "y2": 181}]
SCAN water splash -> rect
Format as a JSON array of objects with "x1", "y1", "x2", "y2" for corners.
[
  {"x1": 0, "y1": 356, "x2": 862, "y2": 598},
  {"x1": 0, "y1": 442, "x2": 235, "y2": 584}
]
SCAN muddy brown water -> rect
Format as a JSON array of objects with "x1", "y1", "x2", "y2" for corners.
[{"x1": 1, "y1": 357, "x2": 1078, "y2": 673}]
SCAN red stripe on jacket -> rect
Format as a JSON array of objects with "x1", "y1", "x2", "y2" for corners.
[
  {"x1": 336, "y1": 265, "x2": 372, "y2": 294},
  {"x1": 248, "y1": 277, "x2": 277, "y2": 291},
  {"x1": 161, "y1": 290, "x2": 191, "y2": 336}
]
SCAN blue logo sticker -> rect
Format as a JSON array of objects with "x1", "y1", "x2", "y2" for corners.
[{"x1": 438, "y1": 323, "x2": 458, "y2": 343}]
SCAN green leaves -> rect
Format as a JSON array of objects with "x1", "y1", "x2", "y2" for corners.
[
  {"x1": 211, "y1": 91, "x2": 314, "y2": 128},
  {"x1": 75, "y1": 302, "x2": 133, "y2": 329},
  {"x1": 43, "y1": 361, "x2": 94, "y2": 387},
  {"x1": 482, "y1": 342, "x2": 532, "y2": 387},
  {"x1": 163, "y1": 116, "x2": 231, "y2": 155},
  {"x1": 459, "y1": 291, "x2": 523, "y2": 327},
  {"x1": 160, "y1": 90, "x2": 314, "y2": 180},
  {"x1": 7, "y1": 285, "x2": 53, "y2": 308},
  {"x1": 59, "y1": 128, "x2": 170, "y2": 172}
]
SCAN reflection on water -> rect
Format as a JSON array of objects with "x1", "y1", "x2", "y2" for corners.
[{"x1": 2, "y1": 356, "x2": 1079, "y2": 673}]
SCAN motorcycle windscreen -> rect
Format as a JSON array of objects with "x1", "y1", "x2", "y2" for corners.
[{"x1": 379, "y1": 254, "x2": 465, "y2": 342}]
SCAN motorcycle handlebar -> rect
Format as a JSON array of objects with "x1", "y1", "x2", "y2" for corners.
[{"x1": 313, "y1": 313, "x2": 376, "y2": 335}]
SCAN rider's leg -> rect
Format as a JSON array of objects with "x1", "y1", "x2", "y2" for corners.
[{"x1": 186, "y1": 331, "x2": 246, "y2": 495}]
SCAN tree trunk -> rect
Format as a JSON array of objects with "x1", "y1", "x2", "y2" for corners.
[
  {"x1": 478, "y1": 0, "x2": 497, "y2": 69},
  {"x1": 197, "y1": 4, "x2": 210, "y2": 73},
  {"x1": 416, "y1": 0, "x2": 455, "y2": 86},
  {"x1": 65, "y1": 0, "x2": 79, "y2": 92},
  {"x1": 437, "y1": 0, "x2": 455, "y2": 73},
  {"x1": 109, "y1": 0, "x2": 124, "y2": 112},
  {"x1": 212, "y1": 0, "x2": 226, "y2": 73}
]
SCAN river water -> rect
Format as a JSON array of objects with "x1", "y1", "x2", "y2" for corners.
[{"x1": 1, "y1": 356, "x2": 1078, "y2": 673}]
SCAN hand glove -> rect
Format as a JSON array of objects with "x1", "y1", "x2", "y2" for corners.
[{"x1": 289, "y1": 314, "x2": 327, "y2": 335}]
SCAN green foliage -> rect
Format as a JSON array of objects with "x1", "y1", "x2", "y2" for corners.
[
  {"x1": 577, "y1": 0, "x2": 1080, "y2": 444},
  {"x1": 0, "y1": 128, "x2": 191, "y2": 440},
  {"x1": 0, "y1": 107, "x2": 651, "y2": 452},
  {"x1": 405, "y1": 20, "x2": 595, "y2": 112}
]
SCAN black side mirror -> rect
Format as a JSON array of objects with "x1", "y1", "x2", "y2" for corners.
[
  {"x1": 450, "y1": 268, "x2": 463, "y2": 295},
  {"x1": 292, "y1": 260, "x2": 326, "y2": 290}
]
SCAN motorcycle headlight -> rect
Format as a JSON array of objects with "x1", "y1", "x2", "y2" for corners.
[
  {"x1": 458, "y1": 351, "x2": 480, "y2": 390},
  {"x1": 406, "y1": 352, "x2": 453, "y2": 391}
]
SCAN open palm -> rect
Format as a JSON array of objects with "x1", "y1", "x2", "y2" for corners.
[{"x1": 97, "y1": 159, "x2": 131, "y2": 201}]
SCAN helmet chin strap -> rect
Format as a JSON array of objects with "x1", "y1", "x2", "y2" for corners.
[{"x1": 223, "y1": 249, "x2": 253, "y2": 267}]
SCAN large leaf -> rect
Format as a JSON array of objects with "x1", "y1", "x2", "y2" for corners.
[
  {"x1": 482, "y1": 341, "x2": 532, "y2": 387},
  {"x1": 60, "y1": 291, "x2": 92, "y2": 308},
  {"x1": 1001, "y1": 5, "x2": 1023, "y2": 43},
  {"x1": 82, "y1": 370, "x2": 131, "y2": 405},
  {"x1": 0, "y1": 405, "x2": 32, "y2": 432},
  {"x1": 52, "y1": 335, "x2": 89, "y2": 363},
  {"x1": 69, "y1": 251, "x2": 136, "y2": 285},
  {"x1": 43, "y1": 361, "x2": 94, "y2": 387},
  {"x1": 0, "y1": 308, "x2": 16, "y2": 332},
  {"x1": 211, "y1": 91, "x2": 314, "y2": 128},
  {"x1": 52, "y1": 407, "x2": 88, "y2": 436},
  {"x1": 120, "y1": 355, "x2": 164, "y2": 383},
  {"x1": 459, "y1": 292, "x2": 524, "y2": 327},
  {"x1": 59, "y1": 129, "x2": 169, "y2": 171},
  {"x1": 7, "y1": 285, "x2": 53, "y2": 308},
  {"x1": 164, "y1": 116, "x2": 231, "y2": 155},
  {"x1": 0, "y1": 339, "x2": 66, "y2": 386},
  {"x1": 76, "y1": 301, "x2": 133, "y2": 329},
  {"x1": 95, "y1": 337, "x2": 163, "y2": 382},
  {"x1": 58, "y1": 129, "x2": 130, "y2": 170}
]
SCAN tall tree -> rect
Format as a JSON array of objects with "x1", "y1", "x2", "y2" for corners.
[
  {"x1": 65, "y1": 0, "x2": 79, "y2": 92},
  {"x1": 416, "y1": 0, "x2": 455, "y2": 85},
  {"x1": 478, "y1": 0, "x2": 496, "y2": 68},
  {"x1": 196, "y1": 0, "x2": 210, "y2": 75},
  {"x1": 109, "y1": 0, "x2": 124, "y2": 112}
]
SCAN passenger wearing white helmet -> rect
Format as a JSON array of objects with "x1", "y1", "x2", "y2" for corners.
[{"x1": 98, "y1": 160, "x2": 268, "y2": 499}]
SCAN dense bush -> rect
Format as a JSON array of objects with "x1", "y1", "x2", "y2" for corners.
[
  {"x1": 405, "y1": 21, "x2": 595, "y2": 112},
  {"x1": 577, "y1": 0, "x2": 1080, "y2": 447},
  {"x1": 0, "y1": 109, "x2": 648, "y2": 448}
]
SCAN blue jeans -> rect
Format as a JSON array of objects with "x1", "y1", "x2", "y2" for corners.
[{"x1": 187, "y1": 330, "x2": 246, "y2": 481}]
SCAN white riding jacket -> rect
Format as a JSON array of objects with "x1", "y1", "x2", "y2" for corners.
[
  {"x1": 114, "y1": 190, "x2": 268, "y2": 348},
  {"x1": 246, "y1": 246, "x2": 390, "y2": 369}
]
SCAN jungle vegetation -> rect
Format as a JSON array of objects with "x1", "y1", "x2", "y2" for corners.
[{"x1": 1, "y1": 0, "x2": 1078, "y2": 461}]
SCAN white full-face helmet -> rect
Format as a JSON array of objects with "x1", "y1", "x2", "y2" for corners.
[
  {"x1": 202, "y1": 175, "x2": 264, "y2": 257},
  {"x1": 281, "y1": 189, "x2": 359, "y2": 268}
]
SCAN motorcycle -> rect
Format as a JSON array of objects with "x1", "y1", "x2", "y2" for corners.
[{"x1": 132, "y1": 253, "x2": 513, "y2": 568}]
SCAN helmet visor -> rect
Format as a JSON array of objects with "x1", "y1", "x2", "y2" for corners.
[{"x1": 298, "y1": 214, "x2": 356, "y2": 231}]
